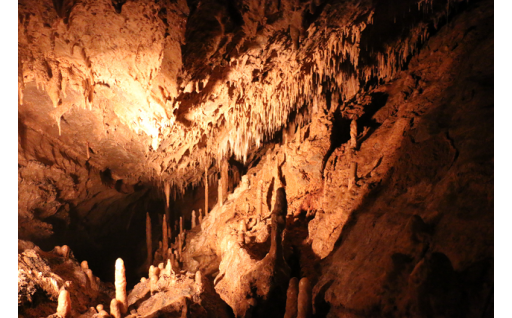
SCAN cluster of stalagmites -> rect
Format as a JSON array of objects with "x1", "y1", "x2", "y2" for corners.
[
  {"x1": 21, "y1": 158, "x2": 322, "y2": 317},
  {"x1": 40, "y1": 254, "x2": 217, "y2": 317}
]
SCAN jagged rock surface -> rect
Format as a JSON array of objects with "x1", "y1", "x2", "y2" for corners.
[{"x1": 18, "y1": 0, "x2": 493, "y2": 317}]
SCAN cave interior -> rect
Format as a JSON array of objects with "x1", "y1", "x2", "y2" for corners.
[{"x1": 16, "y1": 0, "x2": 494, "y2": 317}]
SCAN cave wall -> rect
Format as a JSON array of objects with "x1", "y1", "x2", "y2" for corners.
[{"x1": 17, "y1": 0, "x2": 494, "y2": 317}]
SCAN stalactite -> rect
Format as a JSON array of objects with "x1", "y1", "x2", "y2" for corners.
[
  {"x1": 114, "y1": 258, "x2": 127, "y2": 314},
  {"x1": 56, "y1": 289, "x2": 71, "y2": 318},
  {"x1": 195, "y1": 271, "x2": 203, "y2": 290}
]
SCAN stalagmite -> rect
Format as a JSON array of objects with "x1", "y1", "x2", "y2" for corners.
[
  {"x1": 96, "y1": 304, "x2": 109, "y2": 317},
  {"x1": 149, "y1": 265, "x2": 158, "y2": 295},
  {"x1": 192, "y1": 210, "x2": 196, "y2": 228},
  {"x1": 180, "y1": 216, "x2": 183, "y2": 234},
  {"x1": 165, "y1": 258, "x2": 174, "y2": 276},
  {"x1": 195, "y1": 271, "x2": 203, "y2": 292},
  {"x1": 348, "y1": 162, "x2": 357, "y2": 190},
  {"x1": 115, "y1": 258, "x2": 127, "y2": 314},
  {"x1": 198, "y1": 208, "x2": 203, "y2": 224},
  {"x1": 173, "y1": 250, "x2": 179, "y2": 267},
  {"x1": 205, "y1": 167, "x2": 209, "y2": 215},
  {"x1": 146, "y1": 212, "x2": 152, "y2": 266},
  {"x1": 297, "y1": 277, "x2": 312, "y2": 318},
  {"x1": 350, "y1": 118, "x2": 358, "y2": 149},
  {"x1": 56, "y1": 289, "x2": 71, "y2": 318},
  {"x1": 84, "y1": 268, "x2": 98, "y2": 291},
  {"x1": 110, "y1": 299, "x2": 121, "y2": 318},
  {"x1": 86, "y1": 142, "x2": 90, "y2": 160},
  {"x1": 80, "y1": 260, "x2": 89, "y2": 270},
  {"x1": 162, "y1": 215, "x2": 168, "y2": 260},
  {"x1": 284, "y1": 277, "x2": 299, "y2": 318},
  {"x1": 61, "y1": 245, "x2": 69, "y2": 259},
  {"x1": 169, "y1": 248, "x2": 175, "y2": 267},
  {"x1": 178, "y1": 233, "x2": 184, "y2": 261},
  {"x1": 238, "y1": 219, "x2": 246, "y2": 245},
  {"x1": 218, "y1": 177, "x2": 223, "y2": 207}
]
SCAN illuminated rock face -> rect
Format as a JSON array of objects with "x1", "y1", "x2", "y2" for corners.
[{"x1": 18, "y1": 0, "x2": 493, "y2": 317}]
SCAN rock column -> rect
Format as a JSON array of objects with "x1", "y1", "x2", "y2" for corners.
[
  {"x1": 115, "y1": 258, "x2": 127, "y2": 314},
  {"x1": 284, "y1": 277, "x2": 299, "y2": 318}
]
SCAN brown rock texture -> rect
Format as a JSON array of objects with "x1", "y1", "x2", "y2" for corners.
[{"x1": 18, "y1": 0, "x2": 493, "y2": 317}]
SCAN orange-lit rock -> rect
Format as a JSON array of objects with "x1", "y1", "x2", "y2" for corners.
[{"x1": 18, "y1": 0, "x2": 493, "y2": 317}]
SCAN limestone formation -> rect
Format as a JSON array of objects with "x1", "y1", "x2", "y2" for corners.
[
  {"x1": 146, "y1": 212, "x2": 152, "y2": 266},
  {"x1": 149, "y1": 265, "x2": 159, "y2": 296},
  {"x1": 195, "y1": 271, "x2": 203, "y2": 291},
  {"x1": 16, "y1": 1, "x2": 494, "y2": 317},
  {"x1": 84, "y1": 268, "x2": 98, "y2": 292},
  {"x1": 56, "y1": 289, "x2": 71, "y2": 318},
  {"x1": 238, "y1": 219, "x2": 246, "y2": 245},
  {"x1": 297, "y1": 277, "x2": 312, "y2": 318},
  {"x1": 115, "y1": 258, "x2": 127, "y2": 314},
  {"x1": 350, "y1": 118, "x2": 358, "y2": 149},
  {"x1": 110, "y1": 299, "x2": 121, "y2": 318},
  {"x1": 284, "y1": 277, "x2": 299, "y2": 318},
  {"x1": 96, "y1": 304, "x2": 109, "y2": 317},
  {"x1": 239, "y1": 186, "x2": 290, "y2": 316}
]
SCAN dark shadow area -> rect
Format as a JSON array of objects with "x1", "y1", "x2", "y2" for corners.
[
  {"x1": 313, "y1": 280, "x2": 333, "y2": 318},
  {"x1": 321, "y1": 109, "x2": 351, "y2": 173},
  {"x1": 358, "y1": 92, "x2": 388, "y2": 130}
]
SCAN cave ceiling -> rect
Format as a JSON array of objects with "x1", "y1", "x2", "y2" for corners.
[{"x1": 18, "y1": 0, "x2": 453, "y2": 195}]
